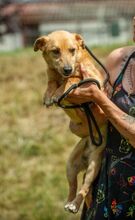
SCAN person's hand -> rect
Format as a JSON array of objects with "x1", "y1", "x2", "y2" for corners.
[
  {"x1": 69, "y1": 108, "x2": 89, "y2": 137},
  {"x1": 67, "y1": 64, "x2": 101, "y2": 104}
]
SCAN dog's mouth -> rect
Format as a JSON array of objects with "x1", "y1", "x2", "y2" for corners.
[
  {"x1": 62, "y1": 65, "x2": 73, "y2": 77},
  {"x1": 62, "y1": 72, "x2": 73, "y2": 77}
]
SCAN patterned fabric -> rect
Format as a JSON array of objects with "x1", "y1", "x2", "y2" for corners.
[{"x1": 82, "y1": 51, "x2": 135, "y2": 220}]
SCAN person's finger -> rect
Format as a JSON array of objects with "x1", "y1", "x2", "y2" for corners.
[
  {"x1": 66, "y1": 96, "x2": 83, "y2": 104},
  {"x1": 79, "y1": 64, "x2": 100, "y2": 90},
  {"x1": 79, "y1": 64, "x2": 90, "y2": 79},
  {"x1": 68, "y1": 84, "x2": 92, "y2": 96},
  {"x1": 68, "y1": 87, "x2": 81, "y2": 96}
]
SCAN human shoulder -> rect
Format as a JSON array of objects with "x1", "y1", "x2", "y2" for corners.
[
  {"x1": 105, "y1": 46, "x2": 135, "y2": 86},
  {"x1": 106, "y1": 47, "x2": 131, "y2": 68},
  {"x1": 106, "y1": 46, "x2": 135, "y2": 67}
]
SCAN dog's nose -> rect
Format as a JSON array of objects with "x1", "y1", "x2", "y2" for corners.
[{"x1": 63, "y1": 66, "x2": 72, "y2": 75}]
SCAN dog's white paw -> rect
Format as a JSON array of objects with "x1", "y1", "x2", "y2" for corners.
[
  {"x1": 65, "y1": 194, "x2": 83, "y2": 214},
  {"x1": 64, "y1": 203, "x2": 70, "y2": 211},
  {"x1": 68, "y1": 203, "x2": 78, "y2": 213},
  {"x1": 64, "y1": 202, "x2": 78, "y2": 214},
  {"x1": 52, "y1": 96, "x2": 59, "y2": 104},
  {"x1": 43, "y1": 97, "x2": 54, "y2": 107}
]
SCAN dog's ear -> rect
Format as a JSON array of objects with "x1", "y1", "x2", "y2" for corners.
[
  {"x1": 34, "y1": 36, "x2": 49, "y2": 52},
  {"x1": 74, "y1": 34, "x2": 85, "y2": 49}
]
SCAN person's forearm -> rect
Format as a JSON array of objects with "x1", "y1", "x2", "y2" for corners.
[{"x1": 96, "y1": 92, "x2": 135, "y2": 147}]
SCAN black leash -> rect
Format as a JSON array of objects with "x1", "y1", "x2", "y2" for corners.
[
  {"x1": 113, "y1": 51, "x2": 135, "y2": 90},
  {"x1": 56, "y1": 46, "x2": 109, "y2": 147},
  {"x1": 57, "y1": 78, "x2": 103, "y2": 146},
  {"x1": 85, "y1": 45, "x2": 110, "y2": 87},
  {"x1": 57, "y1": 78, "x2": 101, "y2": 109}
]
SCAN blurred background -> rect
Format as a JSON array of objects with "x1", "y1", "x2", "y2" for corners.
[
  {"x1": 0, "y1": 1, "x2": 135, "y2": 220},
  {"x1": 0, "y1": 0, "x2": 135, "y2": 51}
]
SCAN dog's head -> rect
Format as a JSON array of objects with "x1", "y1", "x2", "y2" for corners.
[{"x1": 34, "y1": 31, "x2": 85, "y2": 78}]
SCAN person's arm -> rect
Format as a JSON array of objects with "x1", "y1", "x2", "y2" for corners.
[
  {"x1": 95, "y1": 89, "x2": 135, "y2": 147},
  {"x1": 68, "y1": 83, "x2": 135, "y2": 147},
  {"x1": 68, "y1": 43, "x2": 135, "y2": 146}
]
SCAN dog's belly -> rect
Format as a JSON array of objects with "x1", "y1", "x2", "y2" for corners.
[{"x1": 63, "y1": 101, "x2": 82, "y2": 124}]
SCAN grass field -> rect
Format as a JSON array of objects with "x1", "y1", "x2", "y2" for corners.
[{"x1": 0, "y1": 42, "x2": 132, "y2": 220}]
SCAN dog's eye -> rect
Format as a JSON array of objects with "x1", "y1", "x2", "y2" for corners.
[
  {"x1": 51, "y1": 48, "x2": 60, "y2": 55},
  {"x1": 69, "y1": 48, "x2": 76, "y2": 54}
]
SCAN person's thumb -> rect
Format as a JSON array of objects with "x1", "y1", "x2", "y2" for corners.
[{"x1": 79, "y1": 64, "x2": 90, "y2": 79}]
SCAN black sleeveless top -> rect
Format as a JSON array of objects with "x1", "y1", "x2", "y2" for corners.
[{"x1": 82, "y1": 51, "x2": 135, "y2": 220}]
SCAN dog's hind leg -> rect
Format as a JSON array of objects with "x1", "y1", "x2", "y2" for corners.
[
  {"x1": 68, "y1": 144, "x2": 105, "y2": 213},
  {"x1": 64, "y1": 137, "x2": 89, "y2": 213}
]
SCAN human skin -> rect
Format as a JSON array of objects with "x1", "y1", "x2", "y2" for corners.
[{"x1": 67, "y1": 46, "x2": 135, "y2": 148}]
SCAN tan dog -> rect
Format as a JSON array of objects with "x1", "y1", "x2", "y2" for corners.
[{"x1": 34, "y1": 31, "x2": 107, "y2": 213}]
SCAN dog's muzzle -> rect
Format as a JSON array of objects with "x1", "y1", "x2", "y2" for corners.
[{"x1": 63, "y1": 65, "x2": 73, "y2": 76}]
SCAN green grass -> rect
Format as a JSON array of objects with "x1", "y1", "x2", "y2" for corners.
[{"x1": 0, "y1": 42, "x2": 132, "y2": 220}]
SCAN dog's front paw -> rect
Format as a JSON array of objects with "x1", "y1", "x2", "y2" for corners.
[
  {"x1": 43, "y1": 97, "x2": 54, "y2": 107},
  {"x1": 52, "y1": 96, "x2": 59, "y2": 104}
]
